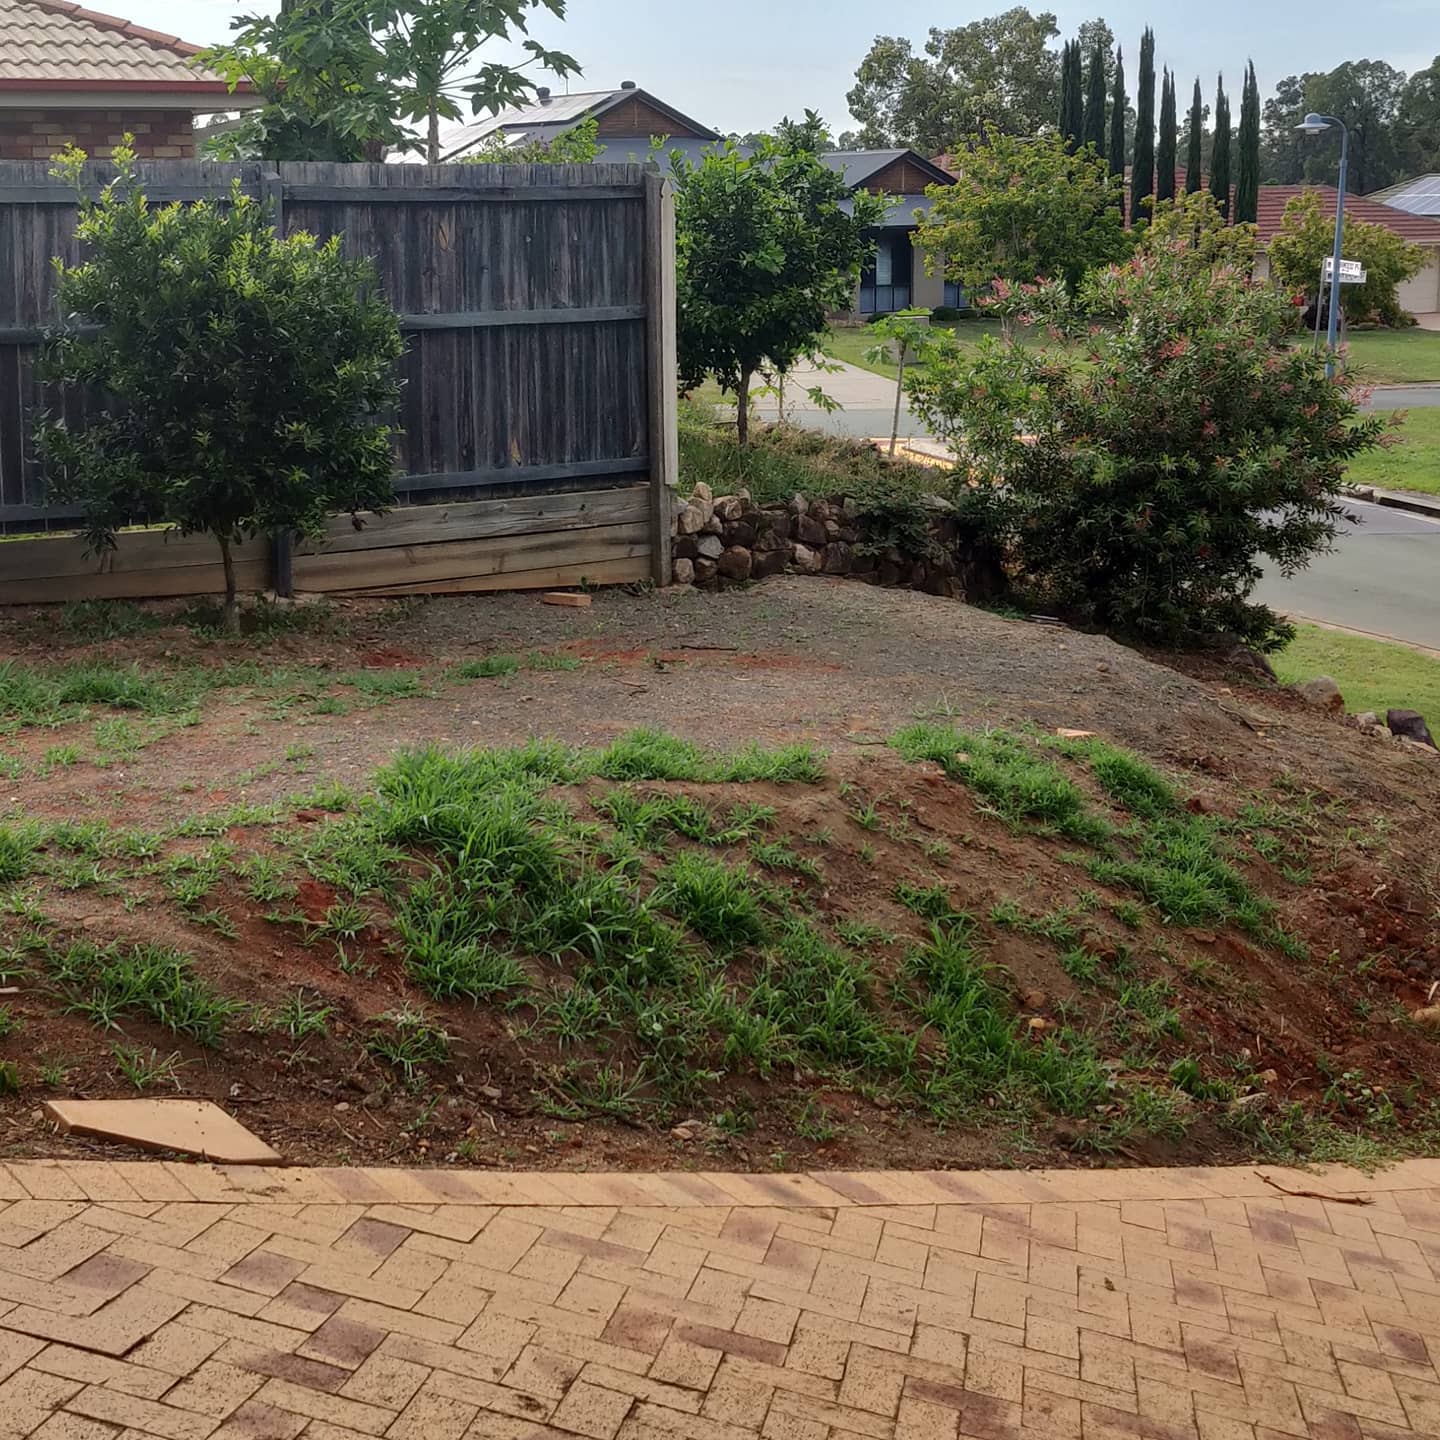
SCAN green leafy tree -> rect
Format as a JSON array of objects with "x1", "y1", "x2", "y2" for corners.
[
  {"x1": 1268, "y1": 192, "x2": 1426, "y2": 326},
  {"x1": 863, "y1": 314, "x2": 937, "y2": 454},
  {"x1": 1261, "y1": 62, "x2": 1406, "y2": 193},
  {"x1": 1235, "y1": 61, "x2": 1260, "y2": 225},
  {"x1": 463, "y1": 115, "x2": 599, "y2": 163},
  {"x1": 1130, "y1": 28, "x2": 1155, "y2": 226},
  {"x1": 1184, "y1": 77, "x2": 1204, "y2": 191},
  {"x1": 845, "y1": 8, "x2": 1062, "y2": 152},
  {"x1": 1108, "y1": 46, "x2": 1127, "y2": 221},
  {"x1": 674, "y1": 138, "x2": 884, "y2": 444},
  {"x1": 1398, "y1": 56, "x2": 1440, "y2": 175},
  {"x1": 1209, "y1": 77, "x2": 1231, "y2": 221},
  {"x1": 203, "y1": 0, "x2": 579, "y2": 163},
  {"x1": 36, "y1": 144, "x2": 403, "y2": 633},
  {"x1": 907, "y1": 218, "x2": 1382, "y2": 649},
  {"x1": 1260, "y1": 73, "x2": 1316, "y2": 184},
  {"x1": 1083, "y1": 41, "x2": 1108, "y2": 154},
  {"x1": 1156, "y1": 68, "x2": 1176, "y2": 203},
  {"x1": 917, "y1": 131, "x2": 1129, "y2": 299},
  {"x1": 1144, "y1": 189, "x2": 1258, "y2": 270}
]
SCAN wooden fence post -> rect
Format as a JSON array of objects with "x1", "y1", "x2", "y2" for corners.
[{"x1": 643, "y1": 168, "x2": 678, "y2": 587}]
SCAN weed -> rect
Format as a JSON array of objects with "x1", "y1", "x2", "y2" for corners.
[
  {"x1": 0, "y1": 824, "x2": 41, "y2": 884},
  {"x1": 342, "y1": 669, "x2": 426, "y2": 700},
  {"x1": 850, "y1": 802, "x2": 881, "y2": 830},
  {"x1": 48, "y1": 939, "x2": 237, "y2": 1044},
  {"x1": 308, "y1": 899, "x2": 372, "y2": 944},
  {"x1": 58, "y1": 599, "x2": 160, "y2": 640},
  {"x1": 835, "y1": 920, "x2": 894, "y2": 948},
  {"x1": 0, "y1": 1005, "x2": 20, "y2": 1039},
  {"x1": 542, "y1": 1062, "x2": 647, "y2": 1119},
  {"x1": 749, "y1": 839, "x2": 819, "y2": 878},
  {"x1": 1111, "y1": 900, "x2": 1145, "y2": 929},
  {"x1": 234, "y1": 854, "x2": 296, "y2": 903},
  {"x1": 1060, "y1": 947, "x2": 1100, "y2": 983},
  {"x1": 794, "y1": 1098, "x2": 838, "y2": 1142},
  {"x1": 593, "y1": 729, "x2": 823, "y2": 785},
  {"x1": 36, "y1": 1056, "x2": 69, "y2": 1087},
  {"x1": 525, "y1": 650, "x2": 581, "y2": 673},
  {"x1": 0, "y1": 1061, "x2": 19, "y2": 1095},
  {"x1": 895, "y1": 882, "x2": 962, "y2": 923},
  {"x1": 111, "y1": 1043, "x2": 184, "y2": 1090},
  {"x1": 93, "y1": 716, "x2": 145, "y2": 760},
  {"x1": 272, "y1": 990, "x2": 334, "y2": 1040},
  {"x1": 1114, "y1": 981, "x2": 1184, "y2": 1043},
  {"x1": 365, "y1": 1007, "x2": 450, "y2": 1082},
  {"x1": 290, "y1": 781, "x2": 357, "y2": 813},
  {"x1": 39, "y1": 745, "x2": 82, "y2": 774},
  {"x1": 654, "y1": 854, "x2": 767, "y2": 953}
]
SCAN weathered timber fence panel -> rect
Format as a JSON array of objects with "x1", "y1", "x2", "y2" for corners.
[{"x1": 0, "y1": 159, "x2": 676, "y2": 599}]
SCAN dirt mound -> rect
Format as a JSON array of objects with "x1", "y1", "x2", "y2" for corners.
[{"x1": 0, "y1": 581, "x2": 1437, "y2": 1173}]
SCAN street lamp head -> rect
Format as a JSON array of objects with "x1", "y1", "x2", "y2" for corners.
[{"x1": 1297, "y1": 112, "x2": 1332, "y2": 135}]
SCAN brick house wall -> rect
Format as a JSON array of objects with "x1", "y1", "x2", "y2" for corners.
[{"x1": 0, "y1": 108, "x2": 194, "y2": 160}]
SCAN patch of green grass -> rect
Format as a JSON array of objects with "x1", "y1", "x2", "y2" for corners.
[
  {"x1": 749, "y1": 838, "x2": 819, "y2": 879},
  {"x1": 890, "y1": 724, "x2": 1109, "y2": 843},
  {"x1": 525, "y1": 650, "x2": 581, "y2": 673},
  {"x1": 39, "y1": 745, "x2": 81, "y2": 774},
  {"x1": 341, "y1": 669, "x2": 426, "y2": 700},
  {"x1": 1346, "y1": 407, "x2": 1440, "y2": 495},
  {"x1": 0, "y1": 824, "x2": 41, "y2": 884},
  {"x1": 1274, "y1": 623, "x2": 1440, "y2": 723},
  {"x1": 365, "y1": 1006, "x2": 451, "y2": 1082},
  {"x1": 57, "y1": 599, "x2": 162, "y2": 640},
  {"x1": 233, "y1": 854, "x2": 296, "y2": 904},
  {"x1": 0, "y1": 1061, "x2": 20, "y2": 1095},
  {"x1": 655, "y1": 854, "x2": 768, "y2": 953},
  {"x1": 450, "y1": 655, "x2": 521, "y2": 680},
  {"x1": 1337, "y1": 327, "x2": 1440, "y2": 385},
  {"x1": 180, "y1": 596, "x2": 340, "y2": 638},
  {"x1": 110, "y1": 1043, "x2": 183, "y2": 1091},
  {"x1": 47, "y1": 939, "x2": 237, "y2": 1044},
  {"x1": 593, "y1": 729, "x2": 824, "y2": 784},
  {"x1": 271, "y1": 990, "x2": 334, "y2": 1040}
]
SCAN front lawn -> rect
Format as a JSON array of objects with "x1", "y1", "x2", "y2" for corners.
[
  {"x1": 1345, "y1": 408, "x2": 1440, "y2": 494},
  {"x1": 1274, "y1": 622, "x2": 1440, "y2": 719}
]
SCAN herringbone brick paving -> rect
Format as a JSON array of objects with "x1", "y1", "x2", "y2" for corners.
[{"x1": 0, "y1": 1161, "x2": 1432, "y2": 1440}]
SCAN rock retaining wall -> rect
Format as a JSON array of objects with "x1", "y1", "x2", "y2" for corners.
[{"x1": 670, "y1": 484, "x2": 1004, "y2": 601}]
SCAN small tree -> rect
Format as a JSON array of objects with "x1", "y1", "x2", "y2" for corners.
[
  {"x1": 908, "y1": 213, "x2": 1382, "y2": 649},
  {"x1": 1108, "y1": 47, "x2": 1127, "y2": 222},
  {"x1": 1235, "y1": 62, "x2": 1261, "y2": 224},
  {"x1": 1083, "y1": 42, "x2": 1108, "y2": 154},
  {"x1": 1185, "y1": 77, "x2": 1204, "y2": 192},
  {"x1": 1156, "y1": 69, "x2": 1177, "y2": 203},
  {"x1": 36, "y1": 145, "x2": 403, "y2": 633},
  {"x1": 1268, "y1": 191, "x2": 1426, "y2": 326},
  {"x1": 863, "y1": 313, "x2": 935, "y2": 455},
  {"x1": 919, "y1": 132, "x2": 1129, "y2": 302},
  {"x1": 674, "y1": 138, "x2": 883, "y2": 444}
]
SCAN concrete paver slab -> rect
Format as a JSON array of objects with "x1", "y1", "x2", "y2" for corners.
[{"x1": 42, "y1": 1101, "x2": 283, "y2": 1165}]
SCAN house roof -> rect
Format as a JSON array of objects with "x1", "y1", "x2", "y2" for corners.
[
  {"x1": 0, "y1": 0, "x2": 244, "y2": 92},
  {"x1": 819, "y1": 148, "x2": 955, "y2": 189},
  {"x1": 1255, "y1": 185, "x2": 1440, "y2": 246},
  {"x1": 438, "y1": 85, "x2": 719, "y2": 162},
  {"x1": 1368, "y1": 173, "x2": 1440, "y2": 216}
]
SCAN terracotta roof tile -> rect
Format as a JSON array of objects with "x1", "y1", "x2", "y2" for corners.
[
  {"x1": 0, "y1": 0, "x2": 243, "y2": 89},
  {"x1": 1254, "y1": 184, "x2": 1440, "y2": 245}
]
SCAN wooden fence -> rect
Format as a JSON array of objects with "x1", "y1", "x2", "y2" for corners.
[{"x1": 0, "y1": 160, "x2": 676, "y2": 602}]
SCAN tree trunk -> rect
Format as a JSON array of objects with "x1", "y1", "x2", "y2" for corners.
[
  {"x1": 427, "y1": 102, "x2": 440, "y2": 165},
  {"x1": 889, "y1": 349, "x2": 907, "y2": 456},
  {"x1": 217, "y1": 533, "x2": 240, "y2": 636},
  {"x1": 736, "y1": 370, "x2": 751, "y2": 446}
]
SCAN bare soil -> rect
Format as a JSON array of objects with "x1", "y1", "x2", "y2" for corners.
[{"x1": 1, "y1": 579, "x2": 1437, "y2": 1173}]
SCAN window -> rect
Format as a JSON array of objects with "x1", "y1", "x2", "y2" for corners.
[
  {"x1": 859, "y1": 232, "x2": 913, "y2": 314},
  {"x1": 943, "y1": 280, "x2": 964, "y2": 308}
]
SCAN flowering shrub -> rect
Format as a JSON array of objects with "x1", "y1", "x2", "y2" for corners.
[{"x1": 908, "y1": 222, "x2": 1384, "y2": 648}]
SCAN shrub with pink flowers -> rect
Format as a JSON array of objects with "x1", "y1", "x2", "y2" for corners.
[{"x1": 908, "y1": 207, "x2": 1385, "y2": 649}]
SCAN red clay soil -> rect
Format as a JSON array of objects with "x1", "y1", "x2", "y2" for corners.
[{"x1": 0, "y1": 579, "x2": 1437, "y2": 1172}]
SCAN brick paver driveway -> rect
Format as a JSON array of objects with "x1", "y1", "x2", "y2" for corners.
[{"x1": 0, "y1": 1160, "x2": 1435, "y2": 1440}]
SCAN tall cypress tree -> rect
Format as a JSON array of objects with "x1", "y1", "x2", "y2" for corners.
[
  {"x1": 1235, "y1": 60, "x2": 1261, "y2": 223},
  {"x1": 1210, "y1": 75, "x2": 1232, "y2": 220},
  {"x1": 1083, "y1": 41, "x2": 1107, "y2": 153},
  {"x1": 1061, "y1": 41, "x2": 1084, "y2": 149},
  {"x1": 1131, "y1": 28, "x2": 1156, "y2": 225},
  {"x1": 1156, "y1": 68, "x2": 1177, "y2": 203},
  {"x1": 1185, "y1": 77, "x2": 1204, "y2": 192},
  {"x1": 1108, "y1": 47, "x2": 1127, "y2": 223}
]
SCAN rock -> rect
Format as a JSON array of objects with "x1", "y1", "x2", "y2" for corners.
[
  {"x1": 876, "y1": 560, "x2": 904, "y2": 587},
  {"x1": 1398, "y1": 736, "x2": 1440, "y2": 758},
  {"x1": 716, "y1": 546, "x2": 752, "y2": 582},
  {"x1": 1257, "y1": 1069, "x2": 1279, "y2": 1086},
  {"x1": 1225, "y1": 643, "x2": 1278, "y2": 684},
  {"x1": 751, "y1": 548, "x2": 788, "y2": 580},
  {"x1": 809, "y1": 500, "x2": 833, "y2": 524},
  {"x1": 821, "y1": 542, "x2": 854, "y2": 575},
  {"x1": 676, "y1": 502, "x2": 705, "y2": 536},
  {"x1": 788, "y1": 493, "x2": 808, "y2": 516},
  {"x1": 1021, "y1": 988, "x2": 1049, "y2": 1011},
  {"x1": 824, "y1": 519, "x2": 842, "y2": 540},
  {"x1": 841, "y1": 497, "x2": 860, "y2": 521},
  {"x1": 671, "y1": 1118, "x2": 705, "y2": 1142},
  {"x1": 1295, "y1": 676, "x2": 1344, "y2": 712},
  {"x1": 1027, "y1": 1016, "x2": 1052, "y2": 1033},
  {"x1": 696, "y1": 534, "x2": 724, "y2": 560},
  {"x1": 672, "y1": 558, "x2": 695, "y2": 586},
  {"x1": 790, "y1": 543, "x2": 822, "y2": 574},
  {"x1": 1412, "y1": 1005, "x2": 1440, "y2": 1026},
  {"x1": 723, "y1": 519, "x2": 757, "y2": 548},
  {"x1": 1228, "y1": 1092, "x2": 1270, "y2": 1115},
  {"x1": 753, "y1": 526, "x2": 788, "y2": 553},
  {"x1": 672, "y1": 534, "x2": 699, "y2": 561},
  {"x1": 1387, "y1": 708, "x2": 1436, "y2": 748},
  {"x1": 794, "y1": 514, "x2": 828, "y2": 547},
  {"x1": 1354, "y1": 711, "x2": 1379, "y2": 729},
  {"x1": 691, "y1": 481, "x2": 713, "y2": 504},
  {"x1": 693, "y1": 557, "x2": 718, "y2": 583},
  {"x1": 713, "y1": 495, "x2": 744, "y2": 522},
  {"x1": 700, "y1": 513, "x2": 724, "y2": 536}
]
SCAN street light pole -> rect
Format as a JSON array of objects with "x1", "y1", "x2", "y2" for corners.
[{"x1": 1297, "y1": 112, "x2": 1350, "y2": 379}]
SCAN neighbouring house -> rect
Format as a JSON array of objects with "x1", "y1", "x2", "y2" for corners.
[
  {"x1": 436, "y1": 83, "x2": 720, "y2": 165},
  {"x1": 1254, "y1": 185, "x2": 1440, "y2": 319},
  {"x1": 818, "y1": 149, "x2": 958, "y2": 319},
  {"x1": 0, "y1": 0, "x2": 255, "y2": 160},
  {"x1": 1369, "y1": 174, "x2": 1440, "y2": 217}
]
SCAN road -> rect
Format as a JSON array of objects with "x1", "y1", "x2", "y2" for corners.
[
  {"x1": 749, "y1": 361, "x2": 1440, "y2": 648},
  {"x1": 1255, "y1": 499, "x2": 1440, "y2": 652}
]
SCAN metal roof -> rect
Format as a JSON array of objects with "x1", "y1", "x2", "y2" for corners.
[
  {"x1": 1369, "y1": 174, "x2": 1440, "y2": 216},
  {"x1": 0, "y1": 0, "x2": 241, "y2": 91}
]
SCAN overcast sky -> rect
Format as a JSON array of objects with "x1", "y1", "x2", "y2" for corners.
[{"x1": 143, "y1": 0, "x2": 1439, "y2": 136}]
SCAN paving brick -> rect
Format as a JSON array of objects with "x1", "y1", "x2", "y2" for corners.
[
  {"x1": 63, "y1": 1383, "x2": 219, "y2": 1440},
  {"x1": 549, "y1": 1381, "x2": 633, "y2": 1439},
  {"x1": 385, "y1": 1387, "x2": 477, "y2": 1440}
]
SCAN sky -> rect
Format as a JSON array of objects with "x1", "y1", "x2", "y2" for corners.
[{"x1": 134, "y1": 0, "x2": 1439, "y2": 137}]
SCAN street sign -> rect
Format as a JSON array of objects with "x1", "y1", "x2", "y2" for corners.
[{"x1": 1323, "y1": 257, "x2": 1367, "y2": 284}]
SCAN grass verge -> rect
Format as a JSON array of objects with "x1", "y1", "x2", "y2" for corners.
[{"x1": 1274, "y1": 622, "x2": 1440, "y2": 719}]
